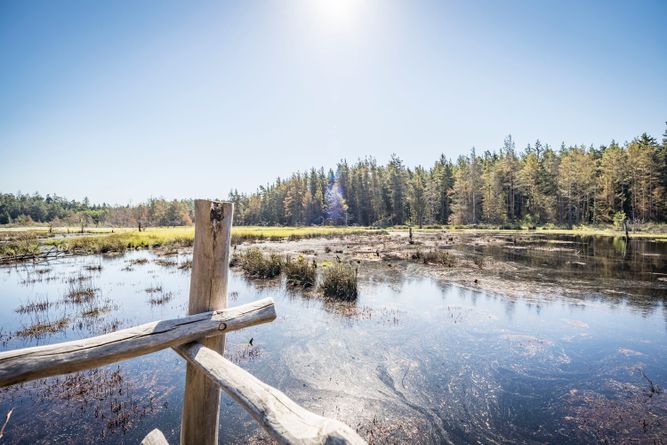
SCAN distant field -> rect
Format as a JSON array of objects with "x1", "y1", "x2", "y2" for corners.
[
  {"x1": 0, "y1": 226, "x2": 387, "y2": 258},
  {"x1": 1, "y1": 223, "x2": 666, "y2": 260}
]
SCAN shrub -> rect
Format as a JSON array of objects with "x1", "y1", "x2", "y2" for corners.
[
  {"x1": 0, "y1": 233, "x2": 40, "y2": 258},
  {"x1": 320, "y1": 262, "x2": 358, "y2": 300},
  {"x1": 499, "y1": 222, "x2": 522, "y2": 230},
  {"x1": 284, "y1": 256, "x2": 317, "y2": 288},
  {"x1": 613, "y1": 211, "x2": 627, "y2": 229},
  {"x1": 411, "y1": 249, "x2": 456, "y2": 267},
  {"x1": 521, "y1": 215, "x2": 537, "y2": 230},
  {"x1": 238, "y1": 248, "x2": 282, "y2": 278}
]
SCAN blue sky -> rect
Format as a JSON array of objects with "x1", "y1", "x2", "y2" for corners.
[{"x1": 1, "y1": 0, "x2": 666, "y2": 204}]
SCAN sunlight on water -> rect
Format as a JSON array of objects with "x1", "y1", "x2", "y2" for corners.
[{"x1": 0, "y1": 245, "x2": 666, "y2": 444}]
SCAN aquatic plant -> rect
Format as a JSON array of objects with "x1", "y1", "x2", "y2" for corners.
[
  {"x1": 80, "y1": 303, "x2": 113, "y2": 318},
  {"x1": 154, "y1": 258, "x2": 178, "y2": 268},
  {"x1": 284, "y1": 256, "x2": 317, "y2": 288},
  {"x1": 15, "y1": 295, "x2": 52, "y2": 314},
  {"x1": 65, "y1": 283, "x2": 97, "y2": 303},
  {"x1": 149, "y1": 291, "x2": 174, "y2": 306},
  {"x1": 40, "y1": 226, "x2": 386, "y2": 258},
  {"x1": 411, "y1": 249, "x2": 456, "y2": 267},
  {"x1": 0, "y1": 232, "x2": 40, "y2": 259},
  {"x1": 145, "y1": 285, "x2": 163, "y2": 294},
  {"x1": 15, "y1": 315, "x2": 70, "y2": 339},
  {"x1": 236, "y1": 248, "x2": 282, "y2": 278},
  {"x1": 320, "y1": 262, "x2": 358, "y2": 300},
  {"x1": 127, "y1": 258, "x2": 149, "y2": 266}
]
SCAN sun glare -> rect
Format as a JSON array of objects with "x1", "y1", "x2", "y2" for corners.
[{"x1": 312, "y1": 0, "x2": 366, "y2": 33}]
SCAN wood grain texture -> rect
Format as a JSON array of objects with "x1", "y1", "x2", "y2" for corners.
[
  {"x1": 175, "y1": 342, "x2": 367, "y2": 445},
  {"x1": 141, "y1": 428, "x2": 169, "y2": 445},
  {"x1": 0, "y1": 298, "x2": 275, "y2": 387},
  {"x1": 180, "y1": 200, "x2": 233, "y2": 445}
]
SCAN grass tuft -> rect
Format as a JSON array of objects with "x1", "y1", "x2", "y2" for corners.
[
  {"x1": 0, "y1": 232, "x2": 40, "y2": 259},
  {"x1": 15, "y1": 296, "x2": 52, "y2": 314},
  {"x1": 149, "y1": 291, "x2": 173, "y2": 306},
  {"x1": 320, "y1": 262, "x2": 358, "y2": 300},
  {"x1": 65, "y1": 284, "x2": 97, "y2": 304},
  {"x1": 411, "y1": 249, "x2": 456, "y2": 267},
  {"x1": 16, "y1": 316, "x2": 70, "y2": 339},
  {"x1": 284, "y1": 256, "x2": 317, "y2": 288},
  {"x1": 236, "y1": 248, "x2": 282, "y2": 278}
]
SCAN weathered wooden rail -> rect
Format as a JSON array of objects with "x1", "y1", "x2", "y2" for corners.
[{"x1": 0, "y1": 200, "x2": 366, "y2": 445}]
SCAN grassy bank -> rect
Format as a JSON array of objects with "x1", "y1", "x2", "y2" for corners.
[
  {"x1": 0, "y1": 232, "x2": 41, "y2": 258},
  {"x1": 33, "y1": 226, "x2": 386, "y2": 256},
  {"x1": 2, "y1": 222, "x2": 666, "y2": 261}
]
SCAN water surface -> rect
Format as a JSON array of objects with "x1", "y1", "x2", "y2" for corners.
[{"x1": 0, "y1": 239, "x2": 666, "y2": 444}]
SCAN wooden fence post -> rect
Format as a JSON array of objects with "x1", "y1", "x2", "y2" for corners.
[{"x1": 180, "y1": 200, "x2": 233, "y2": 445}]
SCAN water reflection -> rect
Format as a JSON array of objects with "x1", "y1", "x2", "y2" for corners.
[{"x1": 0, "y1": 245, "x2": 665, "y2": 444}]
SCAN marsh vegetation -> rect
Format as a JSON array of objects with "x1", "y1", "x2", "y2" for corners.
[
  {"x1": 320, "y1": 261, "x2": 358, "y2": 300},
  {"x1": 0, "y1": 229, "x2": 666, "y2": 444},
  {"x1": 284, "y1": 256, "x2": 317, "y2": 288},
  {"x1": 235, "y1": 248, "x2": 283, "y2": 279}
]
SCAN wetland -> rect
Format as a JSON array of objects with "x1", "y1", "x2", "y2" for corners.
[{"x1": 0, "y1": 230, "x2": 666, "y2": 444}]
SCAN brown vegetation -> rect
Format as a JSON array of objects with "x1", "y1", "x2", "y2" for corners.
[
  {"x1": 320, "y1": 262, "x2": 358, "y2": 300},
  {"x1": 284, "y1": 256, "x2": 317, "y2": 288}
]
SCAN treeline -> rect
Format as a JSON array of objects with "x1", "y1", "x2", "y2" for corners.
[
  {"x1": 0, "y1": 194, "x2": 193, "y2": 228},
  {"x1": 4, "y1": 130, "x2": 666, "y2": 228},
  {"x1": 229, "y1": 130, "x2": 667, "y2": 227}
]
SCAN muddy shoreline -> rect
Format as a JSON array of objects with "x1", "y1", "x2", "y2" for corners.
[{"x1": 229, "y1": 230, "x2": 667, "y2": 306}]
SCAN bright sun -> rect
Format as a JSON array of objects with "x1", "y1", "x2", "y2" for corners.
[{"x1": 312, "y1": 0, "x2": 365, "y2": 33}]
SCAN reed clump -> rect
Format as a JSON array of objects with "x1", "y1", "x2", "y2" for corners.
[
  {"x1": 81, "y1": 304, "x2": 112, "y2": 318},
  {"x1": 16, "y1": 316, "x2": 70, "y2": 339},
  {"x1": 284, "y1": 256, "x2": 317, "y2": 288},
  {"x1": 0, "y1": 233, "x2": 40, "y2": 259},
  {"x1": 236, "y1": 248, "x2": 282, "y2": 278},
  {"x1": 320, "y1": 262, "x2": 358, "y2": 300},
  {"x1": 65, "y1": 284, "x2": 97, "y2": 303},
  {"x1": 15, "y1": 295, "x2": 52, "y2": 314},
  {"x1": 178, "y1": 259, "x2": 192, "y2": 270},
  {"x1": 411, "y1": 249, "x2": 456, "y2": 267},
  {"x1": 149, "y1": 290, "x2": 174, "y2": 305}
]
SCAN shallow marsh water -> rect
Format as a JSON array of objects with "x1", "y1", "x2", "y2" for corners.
[
  {"x1": 455, "y1": 233, "x2": 667, "y2": 299},
  {"x1": 0, "y1": 236, "x2": 666, "y2": 444}
]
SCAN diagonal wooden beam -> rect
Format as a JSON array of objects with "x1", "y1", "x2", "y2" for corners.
[
  {"x1": 175, "y1": 342, "x2": 367, "y2": 445},
  {"x1": 0, "y1": 297, "x2": 276, "y2": 387},
  {"x1": 141, "y1": 428, "x2": 169, "y2": 445}
]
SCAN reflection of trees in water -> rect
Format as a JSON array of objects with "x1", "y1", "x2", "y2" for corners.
[{"x1": 458, "y1": 234, "x2": 666, "y2": 303}]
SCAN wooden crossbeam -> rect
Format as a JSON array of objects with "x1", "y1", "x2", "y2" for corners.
[{"x1": 0, "y1": 298, "x2": 276, "y2": 387}]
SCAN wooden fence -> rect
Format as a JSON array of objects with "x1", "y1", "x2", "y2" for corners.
[{"x1": 0, "y1": 200, "x2": 365, "y2": 445}]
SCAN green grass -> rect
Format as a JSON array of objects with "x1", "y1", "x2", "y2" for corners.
[
  {"x1": 284, "y1": 255, "x2": 317, "y2": 288},
  {"x1": 235, "y1": 248, "x2": 282, "y2": 278},
  {"x1": 2, "y1": 222, "x2": 665, "y2": 260},
  {"x1": 0, "y1": 232, "x2": 40, "y2": 258},
  {"x1": 45, "y1": 228, "x2": 194, "y2": 254},
  {"x1": 232, "y1": 226, "x2": 385, "y2": 242},
  {"x1": 320, "y1": 262, "x2": 358, "y2": 300},
  {"x1": 37, "y1": 226, "x2": 386, "y2": 256},
  {"x1": 411, "y1": 249, "x2": 456, "y2": 266}
]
